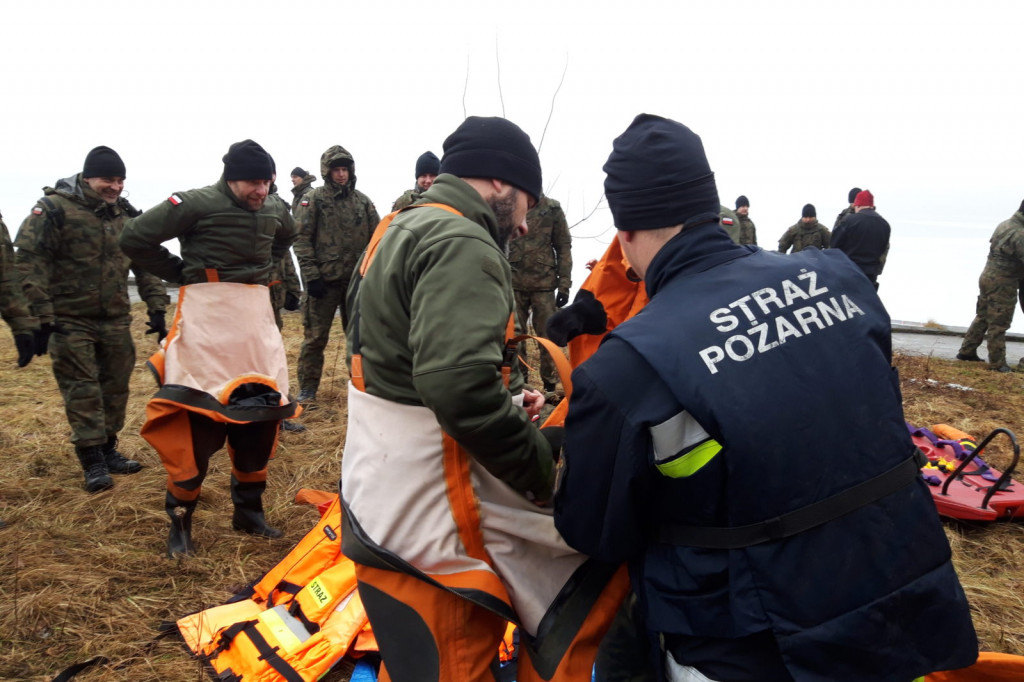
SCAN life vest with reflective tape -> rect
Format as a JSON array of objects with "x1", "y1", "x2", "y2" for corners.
[{"x1": 177, "y1": 496, "x2": 377, "y2": 682}]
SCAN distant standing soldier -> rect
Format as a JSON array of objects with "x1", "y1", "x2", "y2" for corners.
[
  {"x1": 831, "y1": 189, "x2": 891, "y2": 289},
  {"x1": 391, "y1": 151, "x2": 440, "y2": 211},
  {"x1": 289, "y1": 166, "x2": 316, "y2": 213},
  {"x1": 834, "y1": 186, "x2": 862, "y2": 229},
  {"x1": 735, "y1": 195, "x2": 757, "y2": 245},
  {"x1": 1, "y1": 211, "x2": 39, "y2": 367},
  {"x1": 778, "y1": 203, "x2": 831, "y2": 253},
  {"x1": 508, "y1": 194, "x2": 572, "y2": 393},
  {"x1": 957, "y1": 200, "x2": 1024, "y2": 372},
  {"x1": 15, "y1": 147, "x2": 168, "y2": 493},
  {"x1": 293, "y1": 145, "x2": 379, "y2": 403}
]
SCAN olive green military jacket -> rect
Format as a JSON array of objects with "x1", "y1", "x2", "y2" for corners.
[
  {"x1": 778, "y1": 220, "x2": 831, "y2": 253},
  {"x1": 119, "y1": 177, "x2": 295, "y2": 285},
  {"x1": 293, "y1": 146, "x2": 379, "y2": 284},
  {"x1": 349, "y1": 174, "x2": 554, "y2": 501},
  {"x1": 834, "y1": 206, "x2": 854, "y2": 230},
  {"x1": 986, "y1": 211, "x2": 1024, "y2": 278},
  {"x1": 737, "y1": 214, "x2": 758, "y2": 246},
  {"x1": 1, "y1": 213, "x2": 37, "y2": 334},
  {"x1": 290, "y1": 174, "x2": 316, "y2": 213},
  {"x1": 391, "y1": 187, "x2": 423, "y2": 212},
  {"x1": 508, "y1": 196, "x2": 572, "y2": 294},
  {"x1": 15, "y1": 175, "x2": 168, "y2": 323}
]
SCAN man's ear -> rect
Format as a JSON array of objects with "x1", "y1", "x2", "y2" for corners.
[
  {"x1": 490, "y1": 178, "x2": 506, "y2": 194},
  {"x1": 618, "y1": 229, "x2": 637, "y2": 244}
]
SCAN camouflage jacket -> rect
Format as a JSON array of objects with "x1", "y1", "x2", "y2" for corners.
[
  {"x1": 14, "y1": 175, "x2": 168, "y2": 323},
  {"x1": 1, "y1": 212, "x2": 38, "y2": 334},
  {"x1": 119, "y1": 177, "x2": 296, "y2": 285},
  {"x1": 508, "y1": 196, "x2": 572, "y2": 293},
  {"x1": 290, "y1": 174, "x2": 316, "y2": 213},
  {"x1": 391, "y1": 187, "x2": 423, "y2": 212},
  {"x1": 986, "y1": 211, "x2": 1024, "y2": 278},
  {"x1": 834, "y1": 206, "x2": 855, "y2": 230},
  {"x1": 778, "y1": 220, "x2": 831, "y2": 253},
  {"x1": 293, "y1": 145, "x2": 379, "y2": 284},
  {"x1": 737, "y1": 214, "x2": 757, "y2": 246}
]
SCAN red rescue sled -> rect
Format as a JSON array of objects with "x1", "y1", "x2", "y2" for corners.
[{"x1": 909, "y1": 424, "x2": 1024, "y2": 521}]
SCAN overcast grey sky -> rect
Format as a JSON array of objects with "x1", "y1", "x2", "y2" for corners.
[{"x1": 2, "y1": 0, "x2": 1022, "y2": 330}]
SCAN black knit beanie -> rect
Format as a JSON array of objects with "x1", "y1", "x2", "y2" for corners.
[
  {"x1": 415, "y1": 151, "x2": 440, "y2": 178},
  {"x1": 439, "y1": 117, "x2": 542, "y2": 203},
  {"x1": 848, "y1": 187, "x2": 862, "y2": 204},
  {"x1": 603, "y1": 114, "x2": 719, "y2": 231},
  {"x1": 802, "y1": 203, "x2": 816, "y2": 218},
  {"x1": 291, "y1": 167, "x2": 307, "y2": 178},
  {"x1": 1019, "y1": 199, "x2": 1024, "y2": 214},
  {"x1": 735, "y1": 195, "x2": 749, "y2": 209},
  {"x1": 83, "y1": 146, "x2": 126, "y2": 178},
  {"x1": 223, "y1": 139, "x2": 274, "y2": 181}
]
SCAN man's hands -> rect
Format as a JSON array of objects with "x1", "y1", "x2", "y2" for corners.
[
  {"x1": 33, "y1": 321, "x2": 68, "y2": 356},
  {"x1": 555, "y1": 290, "x2": 569, "y2": 308},
  {"x1": 284, "y1": 291, "x2": 301, "y2": 311},
  {"x1": 546, "y1": 290, "x2": 608, "y2": 346},
  {"x1": 145, "y1": 311, "x2": 168, "y2": 342},
  {"x1": 522, "y1": 388, "x2": 546, "y2": 421},
  {"x1": 15, "y1": 333, "x2": 34, "y2": 367},
  {"x1": 307, "y1": 278, "x2": 328, "y2": 299}
]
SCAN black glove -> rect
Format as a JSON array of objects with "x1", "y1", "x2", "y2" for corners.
[
  {"x1": 555, "y1": 290, "x2": 569, "y2": 308},
  {"x1": 307, "y1": 278, "x2": 328, "y2": 299},
  {"x1": 545, "y1": 290, "x2": 608, "y2": 346},
  {"x1": 15, "y1": 333, "x2": 34, "y2": 367},
  {"x1": 540, "y1": 426, "x2": 565, "y2": 462},
  {"x1": 145, "y1": 311, "x2": 168, "y2": 342},
  {"x1": 33, "y1": 321, "x2": 68, "y2": 356},
  {"x1": 1019, "y1": 280, "x2": 1024, "y2": 314},
  {"x1": 284, "y1": 291, "x2": 301, "y2": 311}
]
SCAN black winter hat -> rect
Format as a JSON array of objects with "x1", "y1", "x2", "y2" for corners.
[
  {"x1": 848, "y1": 187, "x2": 863, "y2": 204},
  {"x1": 291, "y1": 167, "x2": 307, "y2": 178},
  {"x1": 735, "y1": 195, "x2": 749, "y2": 209},
  {"x1": 83, "y1": 146, "x2": 126, "y2": 178},
  {"x1": 802, "y1": 203, "x2": 817, "y2": 218},
  {"x1": 440, "y1": 117, "x2": 542, "y2": 203},
  {"x1": 415, "y1": 151, "x2": 440, "y2": 178},
  {"x1": 223, "y1": 139, "x2": 274, "y2": 181},
  {"x1": 603, "y1": 114, "x2": 719, "y2": 231}
]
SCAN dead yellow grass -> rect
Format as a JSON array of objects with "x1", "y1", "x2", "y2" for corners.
[{"x1": 1, "y1": 310, "x2": 1023, "y2": 680}]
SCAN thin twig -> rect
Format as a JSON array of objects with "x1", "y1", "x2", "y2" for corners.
[
  {"x1": 462, "y1": 55, "x2": 470, "y2": 120},
  {"x1": 569, "y1": 194, "x2": 606, "y2": 230},
  {"x1": 495, "y1": 37, "x2": 505, "y2": 117},
  {"x1": 538, "y1": 56, "x2": 568, "y2": 153}
]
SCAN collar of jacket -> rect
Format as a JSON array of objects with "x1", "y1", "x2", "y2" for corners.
[
  {"x1": 644, "y1": 220, "x2": 750, "y2": 297},
  {"x1": 417, "y1": 174, "x2": 500, "y2": 243}
]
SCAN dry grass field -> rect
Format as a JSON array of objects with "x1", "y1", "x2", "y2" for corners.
[{"x1": 1, "y1": 303, "x2": 1023, "y2": 681}]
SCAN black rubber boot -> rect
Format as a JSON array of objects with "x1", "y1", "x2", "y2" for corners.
[
  {"x1": 101, "y1": 435, "x2": 143, "y2": 474},
  {"x1": 166, "y1": 492, "x2": 197, "y2": 558},
  {"x1": 230, "y1": 476, "x2": 283, "y2": 538},
  {"x1": 74, "y1": 445, "x2": 114, "y2": 494}
]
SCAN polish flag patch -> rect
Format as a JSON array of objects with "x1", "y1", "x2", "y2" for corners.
[
  {"x1": 300, "y1": 199, "x2": 310, "y2": 207},
  {"x1": 32, "y1": 206, "x2": 44, "y2": 215},
  {"x1": 721, "y1": 217, "x2": 734, "y2": 225},
  {"x1": 168, "y1": 194, "x2": 183, "y2": 206}
]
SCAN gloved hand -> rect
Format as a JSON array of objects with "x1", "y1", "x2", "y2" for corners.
[
  {"x1": 284, "y1": 291, "x2": 301, "y2": 311},
  {"x1": 540, "y1": 426, "x2": 565, "y2": 462},
  {"x1": 15, "y1": 333, "x2": 34, "y2": 367},
  {"x1": 555, "y1": 290, "x2": 569, "y2": 308},
  {"x1": 545, "y1": 290, "x2": 608, "y2": 346},
  {"x1": 1019, "y1": 280, "x2": 1024, "y2": 314},
  {"x1": 145, "y1": 311, "x2": 168, "y2": 342},
  {"x1": 33, "y1": 321, "x2": 68, "y2": 356},
  {"x1": 307, "y1": 278, "x2": 328, "y2": 299}
]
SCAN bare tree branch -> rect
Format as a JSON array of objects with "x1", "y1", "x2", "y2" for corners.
[
  {"x1": 569, "y1": 194, "x2": 606, "y2": 230},
  {"x1": 495, "y1": 37, "x2": 505, "y2": 117},
  {"x1": 538, "y1": 56, "x2": 568, "y2": 153},
  {"x1": 462, "y1": 55, "x2": 470, "y2": 120}
]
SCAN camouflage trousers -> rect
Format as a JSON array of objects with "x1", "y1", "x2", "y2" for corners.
[
  {"x1": 297, "y1": 277, "x2": 349, "y2": 394},
  {"x1": 269, "y1": 282, "x2": 285, "y2": 330},
  {"x1": 514, "y1": 289, "x2": 559, "y2": 388},
  {"x1": 959, "y1": 269, "x2": 1018, "y2": 368},
  {"x1": 49, "y1": 315, "x2": 135, "y2": 447}
]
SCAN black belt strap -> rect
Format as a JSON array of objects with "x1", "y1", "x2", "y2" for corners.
[
  {"x1": 243, "y1": 624, "x2": 306, "y2": 682},
  {"x1": 656, "y1": 454, "x2": 923, "y2": 549}
]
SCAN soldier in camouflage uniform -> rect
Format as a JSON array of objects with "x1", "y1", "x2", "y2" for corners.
[
  {"x1": 2, "y1": 211, "x2": 39, "y2": 367},
  {"x1": 391, "y1": 151, "x2": 440, "y2": 211},
  {"x1": 293, "y1": 145, "x2": 379, "y2": 401},
  {"x1": 958, "y1": 200, "x2": 1024, "y2": 372},
  {"x1": 508, "y1": 194, "x2": 572, "y2": 392},
  {"x1": 290, "y1": 166, "x2": 316, "y2": 213},
  {"x1": 778, "y1": 204, "x2": 831, "y2": 253},
  {"x1": 735, "y1": 195, "x2": 757, "y2": 245},
  {"x1": 833, "y1": 187, "x2": 861, "y2": 229},
  {"x1": 15, "y1": 147, "x2": 168, "y2": 493}
]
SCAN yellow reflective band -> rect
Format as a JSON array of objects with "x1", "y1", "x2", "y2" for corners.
[
  {"x1": 307, "y1": 576, "x2": 333, "y2": 608},
  {"x1": 258, "y1": 607, "x2": 303, "y2": 653},
  {"x1": 655, "y1": 440, "x2": 722, "y2": 478}
]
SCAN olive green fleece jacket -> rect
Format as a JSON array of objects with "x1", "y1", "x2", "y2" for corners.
[
  {"x1": 119, "y1": 177, "x2": 295, "y2": 285},
  {"x1": 348, "y1": 174, "x2": 554, "y2": 501}
]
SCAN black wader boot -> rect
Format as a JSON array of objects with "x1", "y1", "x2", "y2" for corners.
[
  {"x1": 74, "y1": 445, "x2": 114, "y2": 494},
  {"x1": 101, "y1": 435, "x2": 143, "y2": 474},
  {"x1": 166, "y1": 492, "x2": 197, "y2": 558},
  {"x1": 230, "y1": 475, "x2": 283, "y2": 538}
]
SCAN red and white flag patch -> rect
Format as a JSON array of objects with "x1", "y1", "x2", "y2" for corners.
[
  {"x1": 32, "y1": 206, "x2": 43, "y2": 216},
  {"x1": 168, "y1": 194, "x2": 183, "y2": 206},
  {"x1": 721, "y1": 217, "x2": 734, "y2": 225},
  {"x1": 300, "y1": 199, "x2": 310, "y2": 207}
]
